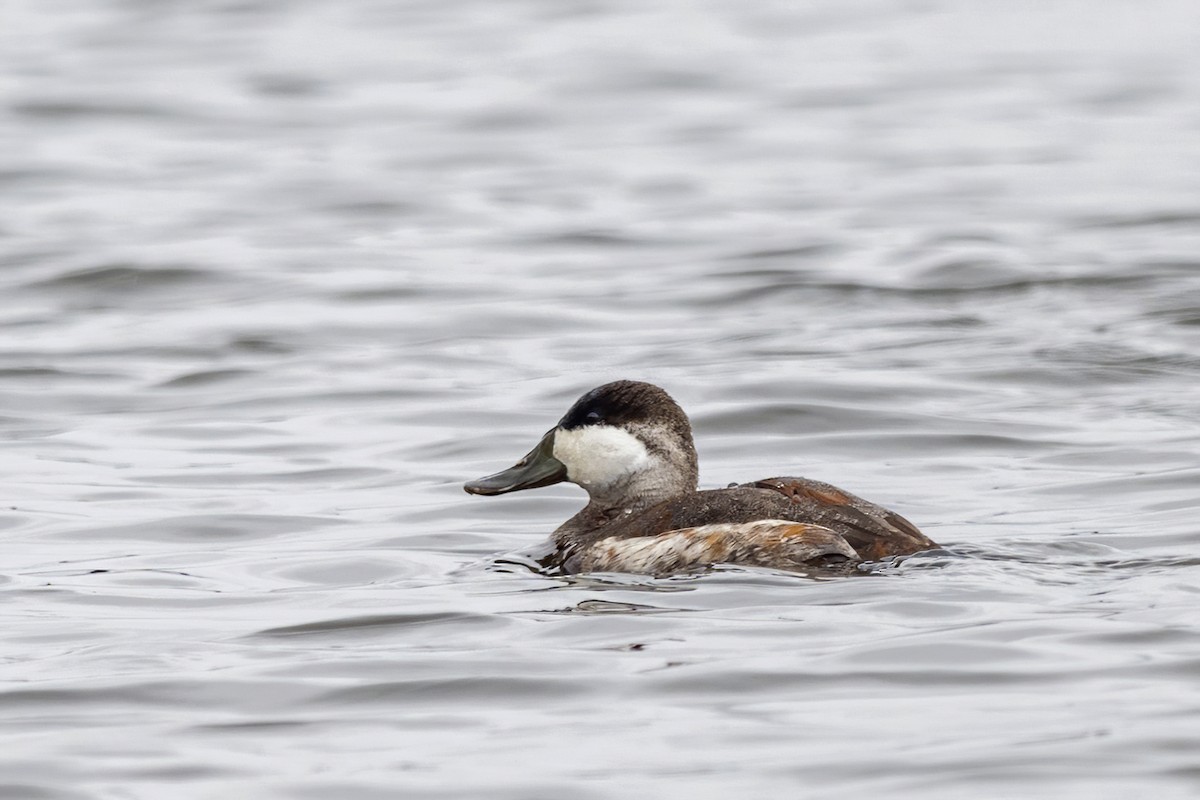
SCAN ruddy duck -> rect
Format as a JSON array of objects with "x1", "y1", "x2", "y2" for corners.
[{"x1": 465, "y1": 380, "x2": 936, "y2": 575}]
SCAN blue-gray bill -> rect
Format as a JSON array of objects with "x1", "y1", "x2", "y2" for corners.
[{"x1": 463, "y1": 429, "x2": 567, "y2": 495}]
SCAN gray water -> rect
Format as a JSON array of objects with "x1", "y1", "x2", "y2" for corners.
[{"x1": 3, "y1": 1, "x2": 1200, "y2": 797}]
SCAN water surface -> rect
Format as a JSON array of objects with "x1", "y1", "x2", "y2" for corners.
[{"x1": 3, "y1": 1, "x2": 1200, "y2": 797}]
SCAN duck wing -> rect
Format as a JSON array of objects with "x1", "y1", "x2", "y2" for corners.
[
  {"x1": 584, "y1": 478, "x2": 934, "y2": 561},
  {"x1": 744, "y1": 477, "x2": 936, "y2": 560}
]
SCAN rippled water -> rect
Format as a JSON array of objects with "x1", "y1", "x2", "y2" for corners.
[{"x1": 3, "y1": 1, "x2": 1200, "y2": 797}]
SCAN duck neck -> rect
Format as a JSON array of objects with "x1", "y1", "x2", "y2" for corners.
[
  {"x1": 585, "y1": 426, "x2": 698, "y2": 514},
  {"x1": 587, "y1": 470, "x2": 692, "y2": 515},
  {"x1": 553, "y1": 467, "x2": 695, "y2": 551}
]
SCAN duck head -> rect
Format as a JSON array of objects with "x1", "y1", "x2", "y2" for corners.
[{"x1": 464, "y1": 380, "x2": 699, "y2": 508}]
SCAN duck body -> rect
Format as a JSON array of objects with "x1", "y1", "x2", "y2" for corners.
[
  {"x1": 556, "y1": 477, "x2": 933, "y2": 573},
  {"x1": 465, "y1": 380, "x2": 937, "y2": 576}
]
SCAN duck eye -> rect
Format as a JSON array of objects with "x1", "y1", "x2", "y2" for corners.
[{"x1": 585, "y1": 411, "x2": 602, "y2": 423}]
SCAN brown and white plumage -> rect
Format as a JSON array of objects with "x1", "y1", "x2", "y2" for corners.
[
  {"x1": 577, "y1": 520, "x2": 857, "y2": 575},
  {"x1": 465, "y1": 380, "x2": 937, "y2": 575}
]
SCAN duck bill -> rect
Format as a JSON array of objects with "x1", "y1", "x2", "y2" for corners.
[{"x1": 464, "y1": 429, "x2": 567, "y2": 496}]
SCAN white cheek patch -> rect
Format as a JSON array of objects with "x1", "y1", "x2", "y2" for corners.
[{"x1": 552, "y1": 426, "x2": 650, "y2": 488}]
